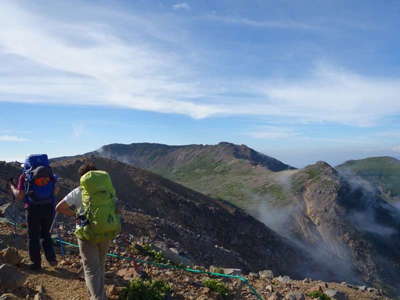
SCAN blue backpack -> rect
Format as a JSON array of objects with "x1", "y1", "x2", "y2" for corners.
[{"x1": 24, "y1": 154, "x2": 57, "y2": 205}]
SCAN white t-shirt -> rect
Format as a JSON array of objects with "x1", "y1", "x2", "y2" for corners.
[{"x1": 63, "y1": 187, "x2": 83, "y2": 213}]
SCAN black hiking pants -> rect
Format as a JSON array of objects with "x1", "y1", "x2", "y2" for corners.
[{"x1": 26, "y1": 203, "x2": 56, "y2": 266}]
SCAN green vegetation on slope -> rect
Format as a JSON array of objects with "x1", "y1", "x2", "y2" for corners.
[
  {"x1": 153, "y1": 154, "x2": 296, "y2": 209},
  {"x1": 95, "y1": 142, "x2": 297, "y2": 210}
]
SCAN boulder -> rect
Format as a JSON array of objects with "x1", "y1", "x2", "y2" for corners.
[
  {"x1": 222, "y1": 268, "x2": 241, "y2": 276},
  {"x1": 152, "y1": 244, "x2": 193, "y2": 266},
  {"x1": 0, "y1": 294, "x2": 20, "y2": 300},
  {"x1": 259, "y1": 270, "x2": 274, "y2": 280},
  {"x1": 275, "y1": 276, "x2": 291, "y2": 284},
  {"x1": 0, "y1": 264, "x2": 26, "y2": 289},
  {"x1": 116, "y1": 267, "x2": 140, "y2": 281},
  {"x1": 325, "y1": 289, "x2": 348, "y2": 300},
  {"x1": 0, "y1": 203, "x2": 12, "y2": 218},
  {"x1": 106, "y1": 285, "x2": 118, "y2": 297},
  {"x1": 367, "y1": 287, "x2": 379, "y2": 294},
  {"x1": 33, "y1": 294, "x2": 44, "y2": 300},
  {"x1": 0, "y1": 248, "x2": 22, "y2": 265},
  {"x1": 268, "y1": 292, "x2": 283, "y2": 300},
  {"x1": 285, "y1": 292, "x2": 305, "y2": 300}
]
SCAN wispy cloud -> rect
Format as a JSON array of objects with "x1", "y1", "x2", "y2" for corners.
[
  {"x1": 205, "y1": 15, "x2": 320, "y2": 31},
  {"x1": 1, "y1": 2, "x2": 400, "y2": 128},
  {"x1": 172, "y1": 3, "x2": 191, "y2": 11},
  {"x1": 72, "y1": 122, "x2": 86, "y2": 138},
  {"x1": 255, "y1": 64, "x2": 400, "y2": 126},
  {"x1": 0, "y1": 135, "x2": 29, "y2": 142}
]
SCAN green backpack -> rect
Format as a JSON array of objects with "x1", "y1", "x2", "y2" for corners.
[{"x1": 75, "y1": 170, "x2": 121, "y2": 243}]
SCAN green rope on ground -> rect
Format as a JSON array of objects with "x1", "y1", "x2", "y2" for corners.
[
  {"x1": 3, "y1": 219, "x2": 265, "y2": 300},
  {"x1": 55, "y1": 238, "x2": 264, "y2": 300}
]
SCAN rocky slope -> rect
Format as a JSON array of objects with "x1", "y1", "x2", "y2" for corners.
[
  {"x1": 336, "y1": 156, "x2": 400, "y2": 203},
  {"x1": 264, "y1": 162, "x2": 400, "y2": 296},
  {"x1": 0, "y1": 221, "x2": 390, "y2": 300},
  {"x1": 0, "y1": 158, "x2": 317, "y2": 279}
]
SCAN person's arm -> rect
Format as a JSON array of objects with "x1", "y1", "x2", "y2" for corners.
[
  {"x1": 56, "y1": 187, "x2": 80, "y2": 217},
  {"x1": 9, "y1": 176, "x2": 25, "y2": 201},
  {"x1": 10, "y1": 184, "x2": 25, "y2": 201},
  {"x1": 56, "y1": 200, "x2": 76, "y2": 217}
]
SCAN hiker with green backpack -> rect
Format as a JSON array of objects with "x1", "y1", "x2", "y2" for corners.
[{"x1": 56, "y1": 163, "x2": 121, "y2": 300}]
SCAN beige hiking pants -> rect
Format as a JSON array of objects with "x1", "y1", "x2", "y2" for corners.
[{"x1": 78, "y1": 239, "x2": 110, "y2": 300}]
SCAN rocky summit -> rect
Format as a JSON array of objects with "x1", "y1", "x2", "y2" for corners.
[{"x1": 279, "y1": 162, "x2": 400, "y2": 296}]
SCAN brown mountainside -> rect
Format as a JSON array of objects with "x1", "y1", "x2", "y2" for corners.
[{"x1": 1, "y1": 157, "x2": 317, "y2": 279}]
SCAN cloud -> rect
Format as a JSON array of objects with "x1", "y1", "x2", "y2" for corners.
[
  {"x1": 0, "y1": 135, "x2": 29, "y2": 142},
  {"x1": 0, "y1": 1, "x2": 215, "y2": 119},
  {"x1": 172, "y1": 3, "x2": 191, "y2": 11},
  {"x1": 1, "y1": 2, "x2": 400, "y2": 127},
  {"x1": 255, "y1": 64, "x2": 400, "y2": 126},
  {"x1": 247, "y1": 126, "x2": 300, "y2": 139},
  {"x1": 72, "y1": 122, "x2": 86, "y2": 138},
  {"x1": 205, "y1": 15, "x2": 319, "y2": 31},
  {"x1": 392, "y1": 146, "x2": 400, "y2": 153}
]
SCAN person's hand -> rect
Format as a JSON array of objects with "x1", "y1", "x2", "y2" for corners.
[
  {"x1": 8, "y1": 178, "x2": 17, "y2": 199},
  {"x1": 7, "y1": 177, "x2": 15, "y2": 189}
]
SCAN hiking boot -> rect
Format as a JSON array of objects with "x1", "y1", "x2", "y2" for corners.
[
  {"x1": 48, "y1": 260, "x2": 58, "y2": 267},
  {"x1": 28, "y1": 263, "x2": 42, "y2": 271}
]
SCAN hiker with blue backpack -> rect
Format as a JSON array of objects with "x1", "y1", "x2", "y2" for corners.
[
  {"x1": 9, "y1": 154, "x2": 58, "y2": 270},
  {"x1": 56, "y1": 162, "x2": 121, "y2": 300}
]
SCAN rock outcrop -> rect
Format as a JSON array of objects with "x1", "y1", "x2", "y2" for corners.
[{"x1": 283, "y1": 162, "x2": 400, "y2": 295}]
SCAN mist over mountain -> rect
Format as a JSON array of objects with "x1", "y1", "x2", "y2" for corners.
[
  {"x1": 260, "y1": 161, "x2": 400, "y2": 295},
  {"x1": 337, "y1": 156, "x2": 400, "y2": 203}
]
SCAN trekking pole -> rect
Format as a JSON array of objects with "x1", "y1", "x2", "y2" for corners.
[
  {"x1": 50, "y1": 212, "x2": 58, "y2": 234},
  {"x1": 7, "y1": 178, "x2": 18, "y2": 243}
]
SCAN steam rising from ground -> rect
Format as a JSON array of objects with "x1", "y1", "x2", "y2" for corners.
[{"x1": 248, "y1": 166, "x2": 400, "y2": 288}]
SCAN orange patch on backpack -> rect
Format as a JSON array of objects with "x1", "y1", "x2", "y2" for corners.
[{"x1": 34, "y1": 177, "x2": 50, "y2": 186}]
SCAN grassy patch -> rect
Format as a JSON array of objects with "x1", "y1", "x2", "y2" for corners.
[
  {"x1": 202, "y1": 279, "x2": 232, "y2": 299},
  {"x1": 131, "y1": 243, "x2": 170, "y2": 265},
  {"x1": 307, "y1": 291, "x2": 331, "y2": 300},
  {"x1": 119, "y1": 279, "x2": 171, "y2": 300}
]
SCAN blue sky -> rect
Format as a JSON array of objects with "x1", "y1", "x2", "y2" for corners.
[{"x1": 1, "y1": 0, "x2": 400, "y2": 167}]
